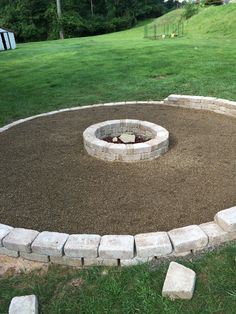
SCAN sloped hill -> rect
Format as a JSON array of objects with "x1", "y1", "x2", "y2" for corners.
[
  {"x1": 151, "y1": 4, "x2": 236, "y2": 38},
  {"x1": 152, "y1": 8, "x2": 184, "y2": 26},
  {"x1": 185, "y1": 4, "x2": 236, "y2": 38}
]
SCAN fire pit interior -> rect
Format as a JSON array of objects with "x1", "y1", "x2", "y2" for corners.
[{"x1": 83, "y1": 119, "x2": 169, "y2": 162}]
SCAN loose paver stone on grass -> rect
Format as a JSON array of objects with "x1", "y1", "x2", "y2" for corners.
[
  {"x1": 9, "y1": 295, "x2": 38, "y2": 314},
  {"x1": 162, "y1": 262, "x2": 196, "y2": 300}
]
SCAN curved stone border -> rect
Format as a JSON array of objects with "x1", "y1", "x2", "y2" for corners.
[
  {"x1": 0, "y1": 94, "x2": 236, "y2": 267},
  {"x1": 83, "y1": 119, "x2": 169, "y2": 162}
]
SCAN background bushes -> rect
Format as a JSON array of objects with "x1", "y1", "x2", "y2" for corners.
[{"x1": 0, "y1": 0, "x2": 178, "y2": 42}]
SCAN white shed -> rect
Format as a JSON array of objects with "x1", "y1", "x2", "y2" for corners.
[{"x1": 0, "y1": 27, "x2": 16, "y2": 51}]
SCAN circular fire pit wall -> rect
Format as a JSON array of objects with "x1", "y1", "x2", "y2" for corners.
[{"x1": 83, "y1": 119, "x2": 169, "y2": 162}]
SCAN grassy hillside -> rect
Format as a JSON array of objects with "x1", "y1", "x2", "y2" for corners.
[
  {"x1": 151, "y1": 4, "x2": 236, "y2": 38},
  {"x1": 151, "y1": 8, "x2": 184, "y2": 26},
  {"x1": 186, "y1": 4, "x2": 236, "y2": 38}
]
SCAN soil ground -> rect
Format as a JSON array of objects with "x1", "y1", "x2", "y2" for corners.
[{"x1": 0, "y1": 104, "x2": 236, "y2": 235}]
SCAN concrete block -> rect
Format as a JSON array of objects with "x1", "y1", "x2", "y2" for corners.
[
  {"x1": 214, "y1": 207, "x2": 236, "y2": 232},
  {"x1": 167, "y1": 95, "x2": 182, "y2": 102},
  {"x1": 64, "y1": 234, "x2": 101, "y2": 258},
  {"x1": 171, "y1": 250, "x2": 192, "y2": 258},
  {"x1": 168, "y1": 225, "x2": 208, "y2": 253},
  {"x1": 135, "y1": 232, "x2": 172, "y2": 258},
  {"x1": 162, "y1": 262, "x2": 196, "y2": 300},
  {"x1": 50, "y1": 256, "x2": 82, "y2": 267},
  {"x1": 32, "y1": 231, "x2": 69, "y2": 256},
  {"x1": 199, "y1": 221, "x2": 236, "y2": 246},
  {"x1": 0, "y1": 246, "x2": 19, "y2": 257},
  {"x1": 99, "y1": 235, "x2": 134, "y2": 259},
  {"x1": 120, "y1": 257, "x2": 153, "y2": 267},
  {"x1": 0, "y1": 224, "x2": 13, "y2": 246},
  {"x1": 20, "y1": 252, "x2": 49, "y2": 263},
  {"x1": 9, "y1": 295, "x2": 38, "y2": 314},
  {"x1": 83, "y1": 257, "x2": 118, "y2": 267},
  {"x1": 3, "y1": 228, "x2": 39, "y2": 253}
]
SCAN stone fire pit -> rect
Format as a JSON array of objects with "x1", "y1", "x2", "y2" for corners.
[{"x1": 83, "y1": 119, "x2": 169, "y2": 162}]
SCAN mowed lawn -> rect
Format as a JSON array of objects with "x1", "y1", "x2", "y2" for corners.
[
  {"x1": 1, "y1": 245, "x2": 236, "y2": 313},
  {"x1": 0, "y1": 17, "x2": 236, "y2": 126},
  {"x1": 1, "y1": 6, "x2": 236, "y2": 314}
]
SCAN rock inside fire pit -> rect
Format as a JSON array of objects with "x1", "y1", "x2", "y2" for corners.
[{"x1": 119, "y1": 133, "x2": 135, "y2": 144}]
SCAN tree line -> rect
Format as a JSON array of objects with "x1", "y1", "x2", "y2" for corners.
[{"x1": 0, "y1": 0, "x2": 178, "y2": 43}]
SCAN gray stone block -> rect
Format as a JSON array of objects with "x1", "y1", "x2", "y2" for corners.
[
  {"x1": 168, "y1": 225, "x2": 208, "y2": 253},
  {"x1": 162, "y1": 262, "x2": 196, "y2": 300},
  {"x1": 0, "y1": 246, "x2": 19, "y2": 257},
  {"x1": 83, "y1": 257, "x2": 118, "y2": 267},
  {"x1": 199, "y1": 221, "x2": 236, "y2": 246},
  {"x1": 50, "y1": 255, "x2": 82, "y2": 267},
  {"x1": 9, "y1": 295, "x2": 38, "y2": 314},
  {"x1": 135, "y1": 232, "x2": 172, "y2": 258},
  {"x1": 32, "y1": 231, "x2": 69, "y2": 256},
  {"x1": 214, "y1": 206, "x2": 236, "y2": 232},
  {"x1": 3, "y1": 228, "x2": 39, "y2": 253},
  {"x1": 99, "y1": 235, "x2": 134, "y2": 259},
  {"x1": 20, "y1": 252, "x2": 49, "y2": 263},
  {"x1": 120, "y1": 257, "x2": 153, "y2": 267},
  {"x1": 170, "y1": 250, "x2": 192, "y2": 258},
  {"x1": 0, "y1": 223, "x2": 13, "y2": 246},
  {"x1": 64, "y1": 234, "x2": 101, "y2": 258}
]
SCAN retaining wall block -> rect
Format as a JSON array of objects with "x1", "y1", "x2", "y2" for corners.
[
  {"x1": 83, "y1": 257, "x2": 118, "y2": 267},
  {"x1": 31, "y1": 231, "x2": 69, "y2": 256},
  {"x1": 64, "y1": 234, "x2": 101, "y2": 258},
  {"x1": 168, "y1": 225, "x2": 208, "y2": 253},
  {"x1": 135, "y1": 232, "x2": 172, "y2": 258},
  {"x1": 214, "y1": 206, "x2": 236, "y2": 232},
  {"x1": 170, "y1": 250, "x2": 192, "y2": 258},
  {"x1": 9, "y1": 295, "x2": 38, "y2": 314},
  {"x1": 50, "y1": 255, "x2": 82, "y2": 267},
  {"x1": 3, "y1": 228, "x2": 39, "y2": 253},
  {"x1": 0, "y1": 246, "x2": 19, "y2": 257},
  {"x1": 0, "y1": 223, "x2": 13, "y2": 246},
  {"x1": 20, "y1": 252, "x2": 49, "y2": 263},
  {"x1": 99, "y1": 235, "x2": 134, "y2": 259},
  {"x1": 120, "y1": 257, "x2": 154, "y2": 267},
  {"x1": 199, "y1": 221, "x2": 236, "y2": 246}
]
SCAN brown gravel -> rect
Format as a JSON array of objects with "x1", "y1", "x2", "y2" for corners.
[{"x1": 0, "y1": 104, "x2": 236, "y2": 235}]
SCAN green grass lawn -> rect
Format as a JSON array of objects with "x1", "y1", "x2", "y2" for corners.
[
  {"x1": 1, "y1": 245, "x2": 236, "y2": 314},
  {"x1": 1, "y1": 5, "x2": 236, "y2": 314},
  {"x1": 1, "y1": 5, "x2": 236, "y2": 126}
]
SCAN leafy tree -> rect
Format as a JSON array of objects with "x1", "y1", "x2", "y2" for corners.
[{"x1": 0, "y1": 0, "x2": 173, "y2": 42}]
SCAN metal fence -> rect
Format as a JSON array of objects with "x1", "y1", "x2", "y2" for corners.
[{"x1": 144, "y1": 22, "x2": 184, "y2": 39}]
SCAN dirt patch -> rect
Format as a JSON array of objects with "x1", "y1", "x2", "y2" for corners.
[
  {"x1": 0, "y1": 104, "x2": 236, "y2": 235},
  {"x1": 0, "y1": 256, "x2": 48, "y2": 278}
]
